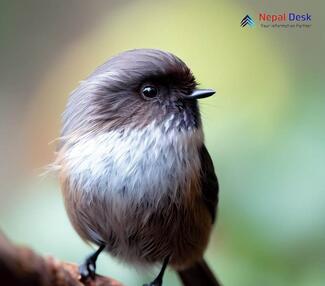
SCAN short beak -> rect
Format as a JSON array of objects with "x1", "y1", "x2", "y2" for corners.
[{"x1": 187, "y1": 89, "x2": 216, "y2": 100}]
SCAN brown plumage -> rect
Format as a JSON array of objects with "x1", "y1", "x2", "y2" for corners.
[{"x1": 56, "y1": 49, "x2": 220, "y2": 286}]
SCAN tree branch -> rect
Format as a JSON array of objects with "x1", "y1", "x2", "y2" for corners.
[{"x1": 0, "y1": 231, "x2": 123, "y2": 286}]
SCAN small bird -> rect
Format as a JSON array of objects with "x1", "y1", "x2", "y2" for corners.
[{"x1": 56, "y1": 49, "x2": 220, "y2": 286}]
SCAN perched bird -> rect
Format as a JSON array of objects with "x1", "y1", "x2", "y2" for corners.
[{"x1": 56, "y1": 49, "x2": 220, "y2": 286}]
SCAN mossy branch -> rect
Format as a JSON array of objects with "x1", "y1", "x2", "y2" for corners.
[{"x1": 0, "y1": 232, "x2": 123, "y2": 286}]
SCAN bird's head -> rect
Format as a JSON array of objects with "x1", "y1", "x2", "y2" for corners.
[{"x1": 61, "y1": 49, "x2": 215, "y2": 139}]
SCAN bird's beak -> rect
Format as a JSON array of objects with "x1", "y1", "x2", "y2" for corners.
[{"x1": 187, "y1": 89, "x2": 216, "y2": 100}]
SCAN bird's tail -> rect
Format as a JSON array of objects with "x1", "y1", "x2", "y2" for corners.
[{"x1": 177, "y1": 259, "x2": 221, "y2": 286}]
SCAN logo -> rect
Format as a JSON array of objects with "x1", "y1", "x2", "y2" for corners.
[
  {"x1": 240, "y1": 12, "x2": 312, "y2": 29},
  {"x1": 240, "y1": 15, "x2": 255, "y2": 27},
  {"x1": 259, "y1": 12, "x2": 311, "y2": 22},
  {"x1": 259, "y1": 12, "x2": 312, "y2": 28}
]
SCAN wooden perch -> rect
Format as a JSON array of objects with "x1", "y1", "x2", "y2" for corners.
[{"x1": 0, "y1": 232, "x2": 123, "y2": 286}]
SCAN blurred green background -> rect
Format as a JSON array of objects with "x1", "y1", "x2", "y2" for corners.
[{"x1": 0, "y1": 0, "x2": 324, "y2": 285}]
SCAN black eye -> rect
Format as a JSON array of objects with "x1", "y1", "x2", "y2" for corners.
[{"x1": 141, "y1": 86, "x2": 158, "y2": 99}]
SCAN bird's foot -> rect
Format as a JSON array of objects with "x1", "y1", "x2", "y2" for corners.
[
  {"x1": 143, "y1": 278, "x2": 163, "y2": 286},
  {"x1": 79, "y1": 257, "x2": 97, "y2": 281}
]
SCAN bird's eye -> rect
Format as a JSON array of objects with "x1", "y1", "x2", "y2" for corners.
[{"x1": 141, "y1": 86, "x2": 158, "y2": 99}]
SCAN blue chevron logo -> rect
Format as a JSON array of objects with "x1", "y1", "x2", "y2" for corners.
[{"x1": 241, "y1": 15, "x2": 255, "y2": 27}]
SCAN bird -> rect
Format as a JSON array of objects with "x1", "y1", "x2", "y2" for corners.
[{"x1": 55, "y1": 48, "x2": 220, "y2": 286}]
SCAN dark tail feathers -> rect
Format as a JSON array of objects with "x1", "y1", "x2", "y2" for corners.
[{"x1": 177, "y1": 259, "x2": 221, "y2": 286}]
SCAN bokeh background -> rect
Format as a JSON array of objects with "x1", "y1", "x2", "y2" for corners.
[{"x1": 0, "y1": 0, "x2": 324, "y2": 285}]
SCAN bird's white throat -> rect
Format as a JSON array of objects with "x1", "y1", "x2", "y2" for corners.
[{"x1": 61, "y1": 120, "x2": 204, "y2": 202}]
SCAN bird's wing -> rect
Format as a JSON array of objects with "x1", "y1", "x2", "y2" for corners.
[{"x1": 199, "y1": 144, "x2": 219, "y2": 223}]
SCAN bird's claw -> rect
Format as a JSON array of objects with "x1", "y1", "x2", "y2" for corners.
[
  {"x1": 143, "y1": 279, "x2": 162, "y2": 286},
  {"x1": 79, "y1": 259, "x2": 96, "y2": 281}
]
